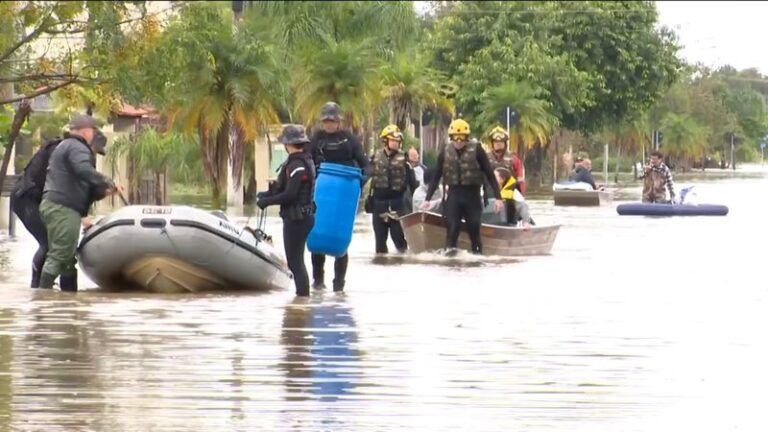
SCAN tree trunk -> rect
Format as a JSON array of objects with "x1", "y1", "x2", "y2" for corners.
[
  {"x1": 614, "y1": 145, "x2": 622, "y2": 184},
  {"x1": 0, "y1": 99, "x2": 32, "y2": 194}
]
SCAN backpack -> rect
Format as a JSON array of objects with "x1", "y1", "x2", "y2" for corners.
[{"x1": 14, "y1": 137, "x2": 63, "y2": 201}]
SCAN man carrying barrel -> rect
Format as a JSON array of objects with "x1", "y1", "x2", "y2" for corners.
[{"x1": 307, "y1": 102, "x2": 369, "y2": 292}]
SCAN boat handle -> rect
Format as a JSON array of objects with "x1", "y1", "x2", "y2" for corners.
[{"x1": 140, "y1": 218, "x2": 167, "y2": 228}]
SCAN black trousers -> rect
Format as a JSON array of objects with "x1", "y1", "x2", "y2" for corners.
[
  {"x1": 10, "y1": 193, "x2": 47, "y2": 277},
  {"x1": 444, "y1": 187, "x2": 483, "y2": 254},
  {"x1": 311, "y1": 253, "x2": 348, "y2": 290},
  {"x1": 372, "y1": 197, "x2": 407, "y2": 254},
  {"x1": 283, "y1": 215, "x2": 314, "y2": 297}
]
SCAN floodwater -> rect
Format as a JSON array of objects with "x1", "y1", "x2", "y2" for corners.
[{"x1": 1, "y1": 168, "x2": 767, "y2": 431}]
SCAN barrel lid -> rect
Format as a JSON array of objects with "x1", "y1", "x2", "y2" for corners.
[{"x1": 318, "y1": 162, "x2": 362, "y2": 179}]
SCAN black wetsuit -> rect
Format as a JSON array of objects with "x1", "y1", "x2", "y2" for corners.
[
  {"x1": 306, "y1": 129, "x2": 369, "y2": 291},
  {"x1": 258, "y1": 152, "x2": 316, "y2": 296},
  {"x1": 426, "y1": 143, "x2": 501, "y2": 254}
]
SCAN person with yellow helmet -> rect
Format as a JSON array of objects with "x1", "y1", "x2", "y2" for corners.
[
  {"x1": 367, "y1": 124, "x2": 419, "y2": 254},
  {"x1": 486, "y1": 126, "x2": 526, "y2": 195},
  {"x1": 421, "y1": 118, "x2": 503, "y2": 254}
]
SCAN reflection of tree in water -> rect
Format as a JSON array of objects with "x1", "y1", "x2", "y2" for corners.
[
  {"x1": 17, "y1": 300, "x2": 110, "y2": 431},
  {"x1": 0, "y1": 309, "x2": 14, "y2": 430},
  {"x1": 280, "y1": 297, "x2": 362, "y2": 403}
]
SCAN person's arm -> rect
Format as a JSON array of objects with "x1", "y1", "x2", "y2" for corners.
[
  {"x1": 665, "y1": 166, "x2": 676, "y2": 199},
  {"x1": 351, "y1": 135, "x2": 369, "y2": 172},
  {"x1": 586, "y1": 172, "x2": 597, "y2": 190},
  {"x1": 259, "y1": 160, "x2": 307, "y2": 207},
  {"x1": 405, "y1": 163, "x2": 419, "y2": 193},
  {"x1": 67, "y1": 145, "x2": 114, "y2": 198},
  {"x1": 477, "y1": 149, "x2": 501, "y2": 200},
  {"x1": 425, "y1": 151, "x2": 445, "y2": 201}
]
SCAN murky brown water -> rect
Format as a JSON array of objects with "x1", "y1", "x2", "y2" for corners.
[{"x1": 1, "y1": 169, "x2": 767, "y2": 431}]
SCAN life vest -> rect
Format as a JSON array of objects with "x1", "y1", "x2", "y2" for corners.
[
  {"x1": 500, "y1": 176, "x2": 517, "y2": 200},
  {"x1": 311, "y1": 130, "x2": 355, "y2": 166},
  {"x1": 372, "y1": 148, "x2": 407, "y2": 191},
  {"x1": 443, "y1": 141, "x2": 483, "y2": 186},
  {"x1": 488, "y1": 150, "x2": 515, "y2": 175}
]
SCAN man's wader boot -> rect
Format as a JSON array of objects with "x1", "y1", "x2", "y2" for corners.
[
  {"x1": 39, "y1": 273, "x2": 56, "y2": 289},
  {"x1": 59, "y1": 271, "x2": 78, "y2": 292}
]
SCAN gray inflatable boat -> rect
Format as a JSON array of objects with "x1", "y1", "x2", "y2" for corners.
[{"x1": 77, "y1": 205, "x2": 293, "y2": 293}]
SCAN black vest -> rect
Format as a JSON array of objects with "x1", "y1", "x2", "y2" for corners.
[
  {"x1": 311, "y1": 130, "x2": 356, "y2": 166},
  {"x1": 277, "y1": 152, "x2": 316, "y2": 221}
]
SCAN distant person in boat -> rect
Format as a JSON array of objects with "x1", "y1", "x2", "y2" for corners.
[
  {"x1": 412, "y1": 167, "x2": 443, "y2": 213},
  {"x1": 494, "y1": 167, "x2": 534, "y2": 227},
  {"x1": 640, "y1": 150, "x2": 676, "y2": 203},
  {"x1": 568, "y1": 157, "x2": 603, "y2": 190},
  {"x1": 37, "y1": 115, "x2": 121, "y2": 291},
  {"x1": 306, "y1": 101, "x2": 369, "y2": 292},
  {"x1": 486, "y1": 126, "x2": 525, "y2": 194},
  {"x1": 369, "y1": 125, "x2": 419, "y2": 254},
  {"x1": 422, "y1": 118, "x2": 502, "y2": 254},
  {"x1": 257, "y1": 125, "x2": 316, "y2": 297}
]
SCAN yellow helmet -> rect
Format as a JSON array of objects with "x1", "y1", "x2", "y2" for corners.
[
  {"x1": 379, "y1": 124, "x2": 403, "y2": 141},
  {"x1": 448, "y1": 118, "x2": 470, "y2": 136},
  {"x1": 489, "y1": 126, "x2": 509, "y2": 142}
]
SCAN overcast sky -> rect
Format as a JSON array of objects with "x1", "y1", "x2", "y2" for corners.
[
  {"x1": 414, "y1": 1, "x2": 767, "y2": 75},
  {"x1": 656, "y1": 1, "x2": 768, "y2": 74}
]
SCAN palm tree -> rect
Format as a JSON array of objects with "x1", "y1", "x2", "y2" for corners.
[
  {"x1": 380, "y1": 50, "x2": 455, "y2": 132},
  {"x1": 660, "y1": 113, "x2": 711, "y2": 171},
  {"x1": 479, "y1": 81, "x2": 559, "y2": 153},
  {"x1": 292, "y1": 36, "x2": 383, "y2": 129},
  {"x1": 599, "y1": 115, "x2": 650, "y2": 182},
  {"x1": 159, "y1": 5, "x2": 284, "y2": 209}
]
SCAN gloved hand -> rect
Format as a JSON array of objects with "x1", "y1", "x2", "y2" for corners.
[
  {"x1": 256, "y1": 197, "x2": 269, "y2": 209},
  {"x1": 483, "y1": 195, "x2": 489, "y2": 208}
]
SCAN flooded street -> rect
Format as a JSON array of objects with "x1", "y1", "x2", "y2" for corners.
[{"x1": 1, "y1": 170, "x2": 767, "y2": 431}]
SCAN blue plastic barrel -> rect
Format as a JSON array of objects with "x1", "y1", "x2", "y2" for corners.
[{"x1": 307, "y1": 163, "x2": 363, "y2": 257}]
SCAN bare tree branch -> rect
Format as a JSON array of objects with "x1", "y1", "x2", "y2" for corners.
[
  {"x1": 0, "y1": 80, "x2": 79, "y2": 106},
  {"x1": 0, "y1": 73, "x2": 80, "y2": 84},
  {"x1": 0, "y1": 99, "x2": 32, "y2": 194},
  {"x1": 0, "y1": 10, "x2": 55, "y2": 63}
]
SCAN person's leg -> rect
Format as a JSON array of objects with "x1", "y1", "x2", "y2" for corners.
[
  {"x1": 39, "y1": 200, "x2": 81, "y2": 290},
  {"x1": 464, "y1": 194, "x2": 484, "y2": 254},
  {"x1": 284, "y1": 217, "x2": 314, "y2": 297},
  {"x1": 372, "y1": 200, "x2": 389, "y2": 254},
  {"x1": 333, "y1": 254, "x2": 349, "y2": 292},
  {"x1": 388, "y1": 197, "x2": 408, "y2": 252},
  {"x1": 311, "y1": 253, "x2": 326, "y2": 289},
  {"x1": 12, "y1": 195, "x2": 48, "y2": 287},
  {"x1": 444, "y1": 193, "x2": 461, "y2": 249}
]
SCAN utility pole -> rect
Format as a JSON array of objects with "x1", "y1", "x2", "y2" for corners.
[{"x1": 730, "y1": 133, "x2": 735, "y2": 171}]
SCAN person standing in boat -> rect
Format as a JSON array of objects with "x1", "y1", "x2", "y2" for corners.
[
  {"x1": 369, "y1": 125, "x2": 419, "y2": 254},
  {"x1": 38, "y1": 115, "x2": 120, "y2": 291},
  {"x1": 306, "y1": 102, "x2": 369, "y2": 292},
  {"x1": 257, "y1": 125, "x2": 316, "y2": 297},
  {"x1": 486, "y1": 126, "x2": 525, "y2": 195},
  {"x1": 421, "y1": 118, "x2": 503, "y2": 254},
  {"x1": 640, "y1": 150, "x2": 676, "y2": 203}
]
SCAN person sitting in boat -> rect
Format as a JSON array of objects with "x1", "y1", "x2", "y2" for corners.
[
  {"x1": 639, "y1": 150, "x2": 676, "y2": 204},
  {"x1": 494, "y1": 167, "x2": 534, "y2": 227},
  {"x1": 568, "y1": 157, "x2": 603, "y2": 191},
  {"x1": 369, "y1": 124, "x2": 419, "y2": 254},
  {"x1": 412, "y1": 167, "x2": 443, "y2": 214},
  {"x1": 486, "y1": 126, "x2": 525, "y2": 194}
]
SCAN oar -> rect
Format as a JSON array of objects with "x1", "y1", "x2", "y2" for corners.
[{"x1": 117, "y1": 190, "x2": 129, "y2": 206}]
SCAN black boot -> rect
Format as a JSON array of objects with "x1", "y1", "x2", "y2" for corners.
[
  {"x1": 30, "y1": 268, "x2": 41, "y2": 288},
  {"x1": 39, "y1": 272, "x2": 56, "y2": 289},
  {"x1": 59, "y1": 272, "x2": 78, "y2": 292},
  {"x1": 332, "y1": 279, "x2": 345, "y2": 293}
]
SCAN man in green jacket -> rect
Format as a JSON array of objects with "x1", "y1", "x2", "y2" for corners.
[{"x1": 38, "y1": 115, "x2": 120, "y2": 291}]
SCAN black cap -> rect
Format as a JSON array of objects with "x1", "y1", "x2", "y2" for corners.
[
  {"x1": 278, "y1": 124, "x2": 310, "y2": 146},
  {"x1": 68, "y1": 114, "x2": 99, "y2": 131},
  {"x1": 320, "y1": 102, "x2": 342, "y2": 121}
]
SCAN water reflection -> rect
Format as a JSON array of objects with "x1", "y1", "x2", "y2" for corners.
[
  {"x1": 280, "y1": 295, "x2": 362, "y2": 402},
  {"x1": 17, "y1": 297, "x2": 108, "y2": 431},
  {"x1": 0, "y1": 309, "x2": 13, "y2": 430}
]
